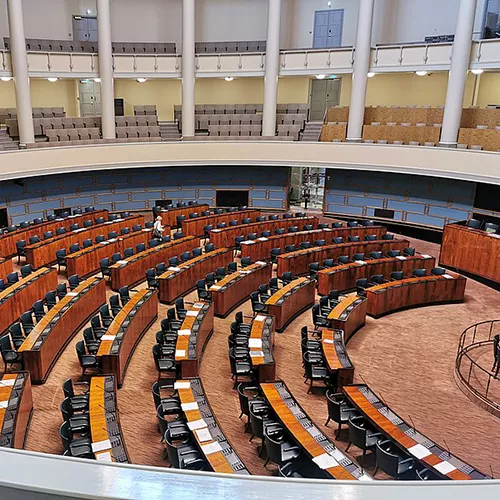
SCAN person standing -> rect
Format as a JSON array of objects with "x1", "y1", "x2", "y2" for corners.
[{"x1": 153, "y1": 216, "x2": 164, "y2": 240}]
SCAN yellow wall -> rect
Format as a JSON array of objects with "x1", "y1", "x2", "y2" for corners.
[
  {"x1": 30, "y1": 79, "x2": 78, "y2": 116},
  {"x1": 114, "y1": 79, "x2": 182, "y2": 121},
  {"x1": 0, "y1": 80, "x2": 17, "y2": 108},
  {"x1": 476, "y1": 72, "x2": 500, "y2": 107},
  {"x1": 339, "y1": 75, "x2": 352, "y2": 106},
  {"x1": 195, "y1": 78, "x2": 264, "y2": 105},
  {"x1": 277, "y1": 77, "x2": 311, "y2": 104}
]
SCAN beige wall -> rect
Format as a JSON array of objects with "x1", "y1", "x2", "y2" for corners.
[
  {"x1": 195, "y1": 78, "x2": 264, "y2": 105},
  {"x1": 30, "y1": 79, "x2": 78, "y2": 116},
  {"x1": 476, "y1": 73, "x2": 500, "y2": 107},
  {"x1": 114, "y1": 79, "x2": 181, "y2": 121},
  {"x1": 277, "y1": 77, "x2": 310, "y2": 104},
  {"x1": 0, "y1": 80, "x2": 16, "y2": 108}
]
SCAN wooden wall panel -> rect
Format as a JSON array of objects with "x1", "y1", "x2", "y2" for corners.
[
  {"x1": 458, "y1": 128, "x2": 500, "y2": 151},
  {"x1": 320, "y1": 124, "x2": 347, "y2": 142},
  {"x1": 362, "y1": 125, "x2": 440, "y2": 144}
]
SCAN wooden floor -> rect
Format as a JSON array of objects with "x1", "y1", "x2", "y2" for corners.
[{"x1": 3, "y1": 221, "x2": 500, "y2": 479}]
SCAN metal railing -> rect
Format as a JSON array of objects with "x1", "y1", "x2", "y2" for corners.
[{"x1": 455, "y1": 319, "x2": 500, "y2": 413}]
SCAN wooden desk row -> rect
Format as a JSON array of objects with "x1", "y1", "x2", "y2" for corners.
[
  {"x1": 265, "y1": 277, "x2": 316, "y2": 332},
  {"x1": 110, "y1": 235, "x2": 200, "y2": 291},
  {"x1": 175, "y1": 378, "x2": 249, "y2": 474},
  {"x1": 209, "y1": 216, "x2": 319, "y2": 249},
  {"x1": 0, "y1": 209, "x2": 108, "y2": 258},
  {"x1": 25, "y1": 215, "x2": 145, "y2": 269},
  {"x1": 97, "y1": 289, "x2": 158, "y2": 388},
  {"x1": 249, "y1": 314, "x2": 275, "y2": 383},
  {"x1": 0, "y1": 267, "x2": 58, "y2": 335},
  {"x1": 158, "y1": 248, "x2": 233, "y2": 304},
  {"x1": 19, "y1": 277, "x2": 106, "y2": 384},
  {"x1": 175, "y1": 302, "x2": 214, "y2": 379},
  {"x1": 209, "y1": 261, "x2": 272, "y2": 317},
  {"x1": 365, "y1": 272, "x2": 467, "y2": 318},
  {"x1": 0, "y1": 372, "x2": 33, "y2": 449},
  {"x1": 89, "y1": 375, "x2": 129, "y2": 462},
  {"x1": 343, "y1": 384, "x2": 489, "y2": 480},
  {"x1": 159, "y1": 204, "x2": 210, "y2": 228},
  {"x1": 181, "y1": 209, "x2": 260, "y2": 237},
  {"x1": 66, "y1": 228, "x2": 153, "y2": 278},
  {"x1": 0, "y1": 257, "x2": 13, "y2": 281},
  {"x1": 321, "y1": 329, "x2": 354, "y2": 389},
  {"x1": 261, "y1": 381, "x2": 370, "y2": 480},
  {"x1": 277, "y1": 238, "x2": 410, "y2": 276},
  {"x1": 241, "y1": 225, "x2": 388, "y2": 263},
  {"x1": 440, "y1": 222, "x2": 500, "y2": 284},
  {"x1": 327, "y1": 296, "x2": 368, "y2": 341},
  {"x1": 317, "y1": 254, "x2": 436, "y2": 295}
]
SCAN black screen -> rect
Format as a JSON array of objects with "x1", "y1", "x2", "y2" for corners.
[
  {"x1": 374, "y1": 209, "x2": 395, "y2": 219},
  {"x1": 474, "y1": 183, "x2": 500, "y2": 212},
  {"x1": 0, "y1": 208, "x2": 8, "y2": 228},
  {"x1": 216, "y1": 190, "x2": 249, "y2": 207},
  {"x1": 54, "y1": 207, "x2": 72, "y2": 216}
]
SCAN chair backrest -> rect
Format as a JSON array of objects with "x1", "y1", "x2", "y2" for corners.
[
  {"x1": 375, "y1": 439, "x2": 403, "y2": 478},
  {"x1": 466, "y1": 218, "x2": 482, "y2": 229},
  {"x1": 412, "y1": 268, "x2": 427, "y2": 277}
]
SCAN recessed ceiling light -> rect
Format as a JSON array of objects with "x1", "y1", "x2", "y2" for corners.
[
  {"x1": 0, "y1": 76, "x2": 12, "y2": 82},
  {"x1": 315, "y1": 74, "x2": 326, "y2": 80},
  {"x1": 47, "y1": 77, "x2": 58, "y2": 83},
  {"x1": 136, "y1": 78, "x2": 147, "y2": 83},
  {"x1": 415, "y1": 71, "x2": 428, "y2": 77},
  {"x1": 367, "y1": 72, "x2": 376, "y2": 78},
  {"x1": 471, "y1": 69, "x2": 484, "y2": 75},
  {"x1": 224, "y1": 76, "x2": 234, "y2": 82},
  {"x1": 93, "y1": 77, "x2": 101, "y2": 83},
  {"x1": 86, "y1": 9, "x2": 92, "y2": 15}
]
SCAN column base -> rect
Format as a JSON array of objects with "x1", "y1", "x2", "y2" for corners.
[
  {"x1": 345, "y1": 137, "x2": 363, "y2": 143},
  {"x1": 438, "y1": 142, "x2": 458, "y2": 148}
]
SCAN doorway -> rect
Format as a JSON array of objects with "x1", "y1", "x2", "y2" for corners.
[
  {"x1": 309, "y1": 78, "x2": 341, "y2": 122},
  {"x1": 72, "y1": 16, "x2": 98, "y2": 43},
  {"x1": 78, "y1": 80, "x2": 101, "y2": 116},
  {"x1": 0, "y1": 207, "x2": 8, "y2": 228},
  {"x1": 313, "y1": 9, "x2": 344, "y2": 49},
  {"x1": 216, "y1": 190, "x2": 249, "y2": 207}
]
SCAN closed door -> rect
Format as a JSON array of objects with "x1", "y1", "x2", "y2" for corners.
[
  {"x1": 313, "y1": 9, "x2": 344, "y2": 49},
  {"x1": 72, "y1": 16, "x2": 98, "y2": 42},
  {"x1": 79, "y1": 81, "x2": 101, "y2": 116},
  {"x1": 309, "y1": 79, "x2": 341, "y2": 121}
]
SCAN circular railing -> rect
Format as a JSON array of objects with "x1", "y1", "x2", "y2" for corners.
[{"x1": 455, "y1": 319, "x2": 500, "y2": 416}]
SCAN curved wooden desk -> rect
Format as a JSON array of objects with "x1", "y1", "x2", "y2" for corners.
[
  {"x1": 175, "y1": 378, "x2": 249, "y2": 474},
  {"x1": 25, "y1": 215, "x2": 144, "y2": 269},
  {"x1": 343, "y1": 384, "x2": 489, "y2": 480},
  {"x1": 276, "y1": 238, "x2": 410, "y2": 277},
  {"x1": 365, "y1": 272, "x2": 467, "y2": 318},
  {"x1": 321, "y1": 329, "x2": 354, "y2": 389},
  {"x1": 181, "y1": 209, "x2": 260, "y2": 237},
  {"x1": 89, "y1": 375, "x2": 129, "y2": 463},
  {"x1": 175, "y1": 301, "x2": 214, "y2": 379},
  {"x1": 440, "y1": 222, "x2": 500, "y2": 284},
  {"x1": 0, "y1": 372, "x2": 33, "y2": 449},
  {"x1": 241, "y1": 225, "x2": 387, "y2": 263},
  {"x1": 209, "y1": 216, "x2": 319, "y2": 249},
  {"x1": 317, "y1": 254, "x2": 435, "y2": 295},
  {"x1": 265, "y1": 277, "x2": 315, "y2": 333},
  {"x1": 0, "y1": 258, "x2": 13, "y2": 281},
  {"x1": 249, "y1": 314, "x2": 275, "y2": 383},
  {"x1": 110, "y1": 235, "x2": 200, "y2": 291},
  {"x1": 0, "y1": 267, "x2": 58, "y2": 335},
  {"x1": 159, "y1": 204, "x2": 210, "y2": 228},
  {"x1": 326, "y1": 296, "x2": 368, "y2": 341},
  {"x1": 209, "y1": 261, "x2": 272, "y2": 317},
  {"x1": 260, "y1": 381, "x2": 370, "y2": 480},
  {"x1": 97, "y1": 289, "x2": 158, "y2": 388},
  {"x1": 18, "y1": 277, "x2": 106, "y2": 383},
  {"x1": 158, "y1": 248, "x2": 232, "y2": 304},
  {"x1": 66, "y1": 228, "x2": 153, "y2": 278},
  {"x1": 0, "y1": 209, "x2": 108, "y2": 258}
]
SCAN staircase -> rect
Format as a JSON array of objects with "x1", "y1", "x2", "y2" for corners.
[
  {"x1": 159, "y1": 121, "x2": 181, "y2": 142},
  {"x1": 0, "y1": 128, "x2": 19, "y2": 151},
  {"x1": 300, "y1": 121, "x2": 323, "y2": 142}
]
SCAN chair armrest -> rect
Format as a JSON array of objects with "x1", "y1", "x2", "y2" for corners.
[
  {"x1": 367, "y1": 431, "x2": 382, "y2": 438},
  {"x1": 400, "y1": 457, "x2": 415, "y2": 465}
]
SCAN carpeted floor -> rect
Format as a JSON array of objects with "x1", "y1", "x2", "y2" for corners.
[{"x1": 4, "y1": 220, "x2": 500, "y2": 479}]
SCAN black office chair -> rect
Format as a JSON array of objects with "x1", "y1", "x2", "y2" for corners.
[
  {"x1": 299, "y1": 241, "x2": 311, "y2": 250},
  {"x1": 196, "y1": 280, "x2": 210, "y2": 301},
  {"x1": 347, "y1": 221, "x2": 359, "y2": 227},
  {"x1": 369, "y1": 251, "x2": 382, "y2": 259},
  {"x1": 156, "y1": 262, "x2": 167, "y2": 275},
  {"x1": 270, "y1": 248, "x2": 281, "y2": 263},
  {"x1": 119, "y1": 286, "x2": 130, "y2": 305},
  {"x1": 227, "y1": 262, "x2": 237, "y2": 273},
  {"x1": 20, "y1": 311, "x2": 35, "y2": 334},
  {"x1": 466, "y1": 218, "x2": 482, "y2": 229},
  {"x1": 229, "y1": 348, "x2": 253, "y2": 388},
  {"x1": 337, "y1": 255, "x2": 349, "y2": 264},
  {"x1": 352, "y1": 253, "x2": 365, "y2": 262},
  {"x1": 56, "y1": 282, "x2": 67, "y2": 299},
  {"x1": 241, "y1": 256, "x2": 252, "y2": 268},
  {"x1": 83, "y1": 220, "x2": 93, "y2": 228},
  {"x1": 303, "y1": 224, "x2": 313, "y2": 231},
  {"x1": 387, "y1": 250, "x2": 401, "y2": 257},
  {"x1": 28, "y1": 235, "x2": 40, "y2": 245},
  {"x1": 32, "y1": 299, "x2": 46, "y2": 322},
  {"x1": 205, "y1": 243, "x2": 215, "y2": 253},
  {"x1": 364, "y1": 234, "x2": 377, "y2": 241},
  {"x1": 99, "y1": 304, "x2": 114, "y2": 327},
  {"x1": 263, "y1": 426, "x2": 301, "y2": 467},
  {"x1": 250, "y1": 291, "x2": 268, "y2": 315},
  {"x1": 180, "y1": 251, "x2": 191, "y2": 262},
  {"x1": 152, "y1": 344, "x2": 176, "y2": 383},
  {"x1": 484, "y1": 222, "x2": 499, "y2": 233},
  {"x1": 281, "y1": 272, "x2": 294, "y2": 285},
  {"x1": 390, "y1": 271, "x2": 404, "y2": 281},
  {"x1": 348, "y1": 235, "x2": 360, "y2": 242},
  {"x1": 108, "y1": 231, "x2": 118, "y2": 239},
  {"x1": 288, "y1": 226, "x2": 299, "y2": 233},
  {"x1": 82, "y1": 239, "x2": 93, "y2": 249},
  {"x1": 75, "y1": 340, "x2": 100, "y2": 381},
  {"x1": 382, "y1": 233, "x2": 394, "y2": 240},
  {"x1": 431, "y1": 267, "x2": 446, "y2": 275},
  {"x1": 175, "y1": 298, "x2": 187, "y2": 320},
  {"x1": 403, "y1": 247, "x2": 415, "y2": 256},
  {"x1": 370, "y1": 274, "x2": 385, "y2": 285},
  {"x1": 16, "y1": 240, "x2": 27, "y2": 264},
  {"x1": 374, "y1": 439, "x2": 416, "y2": 479},
  {"x1": 136, "y1": 243, "x2": 146, "y2": 253},
  {"x1": 59, "y1": 421, "x2": 93, "y2": 459},
  {"x1": 303, "y1": 352, "x2": 330, "y2": 394},
  {"x1": 20, "y1": 264, "x2": 33, "y2": 278},
  {"x1": 313, "y1": 239, "x2": 326, "y2": 247},
  {"x1": 146, "y1": 268, "x2": 159, "y2": 289},
  {"x1": 43, "y1": 231, "x2": 53, "y2": 240},
  {"x1": 68, "y1": 274, "x2": 80, "y2": 290},
  {"x1": 325, "y1": 391, "x2": 358, "y2": 438},
  {"x1": 274, "y1": 228, "x2": 285, "y2": 235},
  {"x1": 345, "y1": 415, "x2": 382, "y2": 465},
  {"x1": 100, "y1": 257, "x2": 111, "y2": 279},
  {"x1": 69, "y1": 243, "x2": 80, "y2": 254},
  {"x1": 0, "y1": 335, "x2": 23, "y2": 374},
  {"x1": 45, "y1": 290, "x2": 57, "y2": 309},
  {"x1": 332, "y1": 236, "x2": 343, "y2": 244},
  {"x1": 309, "y1": 262, "x2": 320, "y2": 280},
  {"x1": 412, "y1": 269, "x2": 427, "y2": 277},
  {"x1": 356, "y1": 278, "x2": 369, "y2": 295},
  {"x1": 109, "y1": 294, "x2": 121, "y2": 316},
  {"x1": 7, "y1": 324, "x2": 23, "y2": 351},
  {"x1": 322, "y1": 258, "x2": 335, "y2": 269},
  {"x1": 60, "y1": 398, "x2": 90, "y2": 434},
  {"x1": 164, "y1": 429, "x2": 206, "y2": 470}
]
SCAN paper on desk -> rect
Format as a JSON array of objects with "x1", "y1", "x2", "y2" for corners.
[
  {"x1": 255, "y1": 315, "x2": 266, "y2": 322},
  {"x1": 408, "y1": 443, "x2": 432, "y2": 459},
  {"x1": 201, "y1": 441, "x2": 223, "y2": 455},
  {"x1": 249, "y1": 350, "x2": 264, "y2": 357},
  {"x1": 442, "y1": 274, "x2": 454, "y2": 279},
  {"x1": 330, "y1": 448, "x2": 347, "y2": 462},
  {"x1": 96, "y1": 452, "x2": 112, "y2": 462},
  {"x1": 420, "y1": 254, "x2": 432, "y2": 259},
  {"x1": 323, "y1": 338, "x2": 334, "y2": 344},
  {"x1": 396, "y1": 256, "x2": 407, "y2": 260},
  {"x1": 116, "y1": 260, "x2": 129, "y2": 265},
  {"x1": 99, "y1": 241, "x2": 110, "y2": 245},
  {"x1": 312, "y1": 453, "x2": 338, "y2": 470},
  {"x1": 178, "y1": 329, "x2": 191, "y2": 336},
  {"x1": 434, "y1": 460, "x2": 457, "y2": 474},
  {"x1": 195, "y1": 427, "x2": 213, "y2": 443},
  {"x1": 257, "y1": 237, "x2": 268, "y2": 241},
  {"x1": 181, "y1": 401, "x2": 199, "y2": 411},
  {"x1": 187, "y1": 418, "x2": 207, "y2": 430},
  {"x1": 175, "y1": 350, "x2": 186, "y2": 358},
  {"x1": 256, "y1": 261, "x2": 266, "y2": 266},
  {"x1": 91, "y1": 439, "x2": 112, "y2": 453},
  {"x1": 211, "y1": 229, "x2": 221, "y2": 233},
  {"x1": 210, "y1": 285, "x2": 221, "y2": 291},
  {"x1": 0, "y1": 401, "x2": 8, "y2": 409},
  {"x1": 186, "y1": 310, "x2": 199, "y2": 317},
  {"x1": 108, "y1": 238, "x2": 118, "y2": 243},
  {"x1": 100, "y1": 335, "x2": 115, "y2": 341},
  {"x1": 248, "y1": 338, "x2": 262, "y2": 348},
  {"x1": 168, "y1": 266, "x2": 181, "y2": 272},
  {"x1": 0, "y1": 379, "x2": 16, "y2": 387},
  {"x1": 142, "y1": 228, "x2": 150, "y2": 232},
  {"x1": 193, "y1": 303, "x2": 203, "y2": 308},
  {"x1": 174, "y1": 381, "x2": 191, "y2": 390},
  {"x1": 355, "y1": 260, "x2": 366, "y2": 265},
  {"x1": 66, "y1": 292, "x2": 78, "y2": 297},
  {"x1": 241, "y1": 241, "x2": 255, "y2": 245}
]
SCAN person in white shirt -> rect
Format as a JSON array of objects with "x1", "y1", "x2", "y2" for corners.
[{"x1": 153, "y1": 216, "x2": 164, "y2": 240}]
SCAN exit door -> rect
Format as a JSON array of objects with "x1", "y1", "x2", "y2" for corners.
[
  {"x1": 309, "y1": 79, "x2": 341, "y2": 122},
  {"x1": 313, "y1": 9, "x2": 344, "y2": 49},
  {"x1": 72, "y1": 16, "x2": 98, "y2": 42},
  {"x1": 78, "y1": 81, "x2": 101, "y2": 116}
]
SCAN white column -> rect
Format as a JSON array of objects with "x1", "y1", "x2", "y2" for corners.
[
  {"x1": 440, "y1": 0, "x2": 478, "y2": 146},
  {"x1": 97, "y1": 0, "x2": 115, "y2": 140},
  {"x1": 346, "y1": 0, "x2": 374, "y2": 142},
  {"x1": 262, "y1": 0, "x2": 282, "y2": 138},
  {"x1": 6, "y1": 0, "x2": 34, "y2": 146},
  {"x1": 182, "y1": 0, "x2": 196, "y2": 139}
]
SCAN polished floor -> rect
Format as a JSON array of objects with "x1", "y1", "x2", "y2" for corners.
[{"x1": 2, "y1": 220, "x2": 500, "y2": 478}]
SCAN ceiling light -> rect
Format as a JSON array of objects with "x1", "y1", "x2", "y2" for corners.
[
  {"x1": 316, "y1": 74, "x2": 326, "y2": 80},
  {"x1": 0, "y1": 76, "x2": 12, "y2": 82},
  {"x1": 415, "y1": 71, "x2": 428, "y2": 77},
  {"x1": 471, "y1": 68, "x2": 484, "y2": 75},
  {"x1": 136, "y1": 78, "x2": 147, "y2": 83},
  {"x1": 47, "y1": 77, "x2": 58, "y2": 83},
  {"x1": 367, "y1": 72, "x2": 376, "y2": 78},
  {"x1": 86, "y1": 9, "x2": 92, "y2": 15},
  {"x1": 93, "y1": 77, "x2": 101, "y2": 83},
  {"x1": 224, "y1": 76, "x2": 234, "y2": 82}
]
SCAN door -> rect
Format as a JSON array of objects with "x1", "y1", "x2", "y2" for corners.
[
  {"x1": 309, "y1": 79, "x2": 341, "y2": 122},
  {"x1": 72, "y1": 16, "x2": 98, "y2": 42},
  {"x1": 78, "y1": 81, "x2": 101, "y2": 116},
  {"x1": 86, "y1": 17, "x2": 98, "y2": 42},
  {"x1": 313, "y1": 9, "x2": 344, "y2": 49}
]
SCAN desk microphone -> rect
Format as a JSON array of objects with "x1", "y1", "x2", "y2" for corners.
[
  {"x1": 407, "y1": 414, "x2": 417, "y2": 434},
  {"x1": 442, "y1": 439, "x2": 451, "y2": 459},
  {"x1": 490, "y1": 465, "x2": 495, "y2": 479},
  {"x1": 358, "y1": 373, "x2": 369, "y2": 387},
  {"x1": 377, "y1": 391, "x2": 389, "y2": 408}
]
